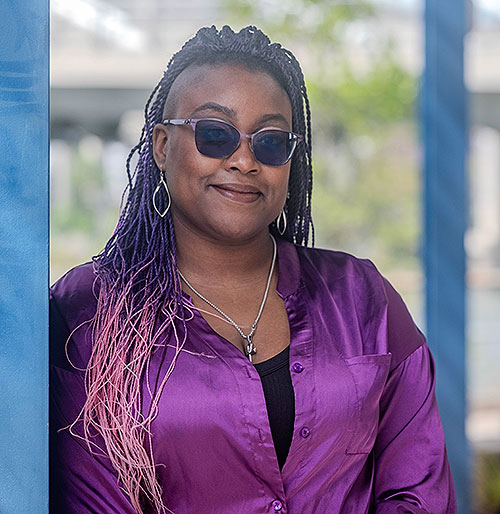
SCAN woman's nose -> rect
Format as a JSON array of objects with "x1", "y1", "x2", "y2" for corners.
[{"x1": 224, "y1": 137, "x2": 259, "y2": 174}]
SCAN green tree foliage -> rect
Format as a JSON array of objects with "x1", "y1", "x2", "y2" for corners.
[{"x1": 222, "y1": 0, "x2": 420, "y2": 270}]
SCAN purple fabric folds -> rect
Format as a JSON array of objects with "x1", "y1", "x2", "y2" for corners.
[{"x1": 49, "y1": 238, "x2": 456, "y2": 513}]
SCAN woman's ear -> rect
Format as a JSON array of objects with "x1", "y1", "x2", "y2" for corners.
[{"x1": 152, "y1": 123, "x2": 169, "y2": 170}]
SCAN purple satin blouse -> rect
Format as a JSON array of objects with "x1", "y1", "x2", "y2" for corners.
[{"x1": 49, "y1": 238, "x2": 456, "y2": 513}]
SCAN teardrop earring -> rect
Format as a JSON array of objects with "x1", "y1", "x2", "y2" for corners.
[
  {"x1": 152, "y1": 168, "x2": 171, "y2": 217},
  {"x1": 276, "y1": 208, "x2": 287, "y2": 236}
]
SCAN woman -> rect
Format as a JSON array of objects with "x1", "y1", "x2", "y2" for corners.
[{"x1": 50, "y1": 25, "x2": 456, "y2": 513}]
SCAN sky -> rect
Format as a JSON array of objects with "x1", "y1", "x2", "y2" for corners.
[
  {"x1": 378, "y1": 0, "x2": 500, "y2": 17},
  {"x1": 477, "y1": 0, "x2": 500, "y2": 15}
]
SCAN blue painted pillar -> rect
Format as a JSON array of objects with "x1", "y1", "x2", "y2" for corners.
[
  {"x1": 0, "y1": 1, "x2": 49, "y2": 513},
  {"x1": 423, "y1": 0, "x2": 469, "y2": 512}
]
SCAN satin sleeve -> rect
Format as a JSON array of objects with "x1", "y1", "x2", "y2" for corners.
[
  {"x1": 372, "y1": 343, "x2": 456, "y2": 514},
  {"x1": 50, "y1": 291, "x2": 137, "y2": 514}
]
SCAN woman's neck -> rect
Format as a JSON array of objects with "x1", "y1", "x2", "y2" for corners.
[{"x1": 173, "y1": 220, "x2": 275, "y2": 288}]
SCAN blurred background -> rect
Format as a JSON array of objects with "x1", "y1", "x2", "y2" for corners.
[{"x1": 50, "y1": 0, "x2": 500, "y2": 511}]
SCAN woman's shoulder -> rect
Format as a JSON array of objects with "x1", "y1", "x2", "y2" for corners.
[
  {"x1": 50, "y1": 262, "x2": 98, "y2": 370},
  {"x1": 50, "y1": 262, "x2": 99, "y2": 320},
  {"x1": 295, "y1": 244, "x2": 385, "y2": 293},
  {"x1": 294, "y1": 244, "x2": 425, "y2": 368}
]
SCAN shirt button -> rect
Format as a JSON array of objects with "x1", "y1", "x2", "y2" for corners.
[
  {"x1": 300, "y1": 426, "x2": 311, "y2": 438},
  {"x1": 272, "y1": 499, "x2": 283, "y2": 511},
  {"x1": 292, "y1": 362, "x2": 304, "y2": 373}
]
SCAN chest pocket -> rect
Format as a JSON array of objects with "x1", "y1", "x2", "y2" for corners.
[{"x1": 344, "y1": 353, "x2": 392, "y2": 455}]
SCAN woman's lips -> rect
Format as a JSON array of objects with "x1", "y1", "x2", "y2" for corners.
[{"x1": 211, "y1": 184, "x2": 262, "y2": 203}]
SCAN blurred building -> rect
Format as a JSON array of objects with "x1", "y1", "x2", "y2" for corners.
[{"x1": 51, "y1": 0, "x2": 500, "y2": 270}]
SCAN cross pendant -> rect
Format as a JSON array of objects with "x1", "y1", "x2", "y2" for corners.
[{"x1": 244, "y1": 335, "x2": 257, "y2": 363}]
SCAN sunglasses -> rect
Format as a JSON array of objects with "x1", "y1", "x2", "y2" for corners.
[{"x1": 162, "y1": 118, "x2": 303, "y2": 166}]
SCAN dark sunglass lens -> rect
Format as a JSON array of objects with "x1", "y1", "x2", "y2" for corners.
[
  {"x1": 254, "y1": 130, "x2": 296, "y2": 166},
  {"x1": 195, "y1": 120, "x2": 239, "y2": 158}
]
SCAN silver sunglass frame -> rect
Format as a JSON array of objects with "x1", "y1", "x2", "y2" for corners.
[{"x1": 162, "y1": 118, "x2": 303, "y2": 166}]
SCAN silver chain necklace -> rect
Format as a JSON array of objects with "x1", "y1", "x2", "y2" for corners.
[{"x1": 178, "y1": 234, "x2": 277, "y2": 363}]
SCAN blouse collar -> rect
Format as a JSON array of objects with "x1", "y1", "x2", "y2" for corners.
[{"x1": 275, "y1": 237, "x2": 301, "y2": 299}]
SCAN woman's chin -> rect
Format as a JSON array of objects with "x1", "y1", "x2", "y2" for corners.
[
  {"x1": 171, "y1": 207, "x2": 272, "y2": 245},
  {"x1": 201, "y1": 219, "x2": 270, "y2": 245}
]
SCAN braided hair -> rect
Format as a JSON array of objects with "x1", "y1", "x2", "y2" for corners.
[{"x1": 75, "y1": 25, "x2": 314, "y2": 513}]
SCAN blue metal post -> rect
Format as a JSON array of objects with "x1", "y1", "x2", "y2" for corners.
[
  {"x1": 423, "y1": 0, "x2": 469, "y2": 512},
  {"x1": 0, "y1": 1, "x2": 49, "y2": 513}
]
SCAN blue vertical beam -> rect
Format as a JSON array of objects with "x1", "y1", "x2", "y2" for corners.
[
  {"x1": 0, "y1": 1, "x2": 49, "y2": 513},
  {"x1": 423, "y1": 0, "x2": 469, "y2": 512}
]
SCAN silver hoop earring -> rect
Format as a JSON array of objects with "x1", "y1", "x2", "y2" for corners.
[
  {"x1": 152, "y1": 169, "x2": 171, "y2": 217},
  {"x1": 277, "y1": 208, "x2": 287, "y2": 236}
]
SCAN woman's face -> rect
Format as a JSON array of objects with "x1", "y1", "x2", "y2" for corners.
[{"x1": 152, "y1": 63, "x2": 293, "y2": 244}]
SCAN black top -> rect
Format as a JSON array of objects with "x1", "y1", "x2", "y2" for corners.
[{"x1": 254, "y1": 345, "x2": 295, "y2": 470}]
